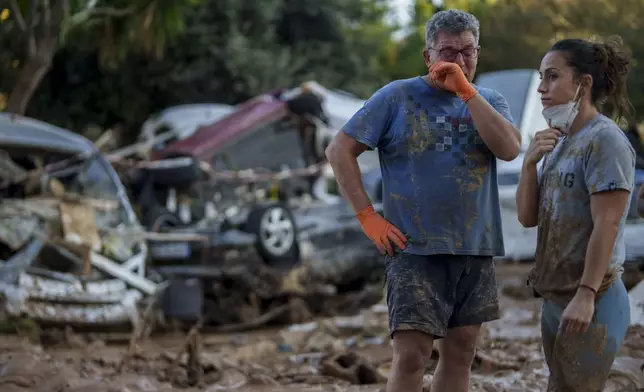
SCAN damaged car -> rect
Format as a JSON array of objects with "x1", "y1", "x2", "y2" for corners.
[
  {"x1": 119, "y1": 88, "x2": 335, "y2": 271},
  {"x1": 0, "y1": 113, "x2": 157, "y2": 327}
]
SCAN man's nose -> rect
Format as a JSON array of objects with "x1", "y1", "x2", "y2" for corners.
[{"x1": 454, "y1": 52, "x2": 466, "y2": 66}]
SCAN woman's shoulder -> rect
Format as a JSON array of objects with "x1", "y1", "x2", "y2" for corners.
[
  {"x1": 585, "y1": 115, "x2": 628, "y2": 141},
  {"x1": 583, "y1": 114, "x2": 635, "y2": 156}
]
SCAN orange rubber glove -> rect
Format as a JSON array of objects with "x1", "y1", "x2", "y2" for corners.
[
  {"x1": 356, "y1": 205, "x2": 407, "y2": 255},
  {"x1": 429, "y1": 61, "x2": 477, "y2": 102}
]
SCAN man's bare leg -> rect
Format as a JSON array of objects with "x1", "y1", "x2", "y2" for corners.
[
  {"x1": 431, "y1": 325, "x2": 480, "y2": 392},
  {"x1": 386, "y1": 330, "x2": 434, "y2": 392}
]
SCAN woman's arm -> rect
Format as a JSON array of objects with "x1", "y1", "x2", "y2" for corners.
[
  {"x1": 579, "y1": 130, "x2": 636, "y2": 292},
  {"x1": 580, "y1": 190, "x2": 631, "y2": 291},
  {"x1": 515, "y1": 129, "x2": 561, "y2": 227},
  {"x1": 516, "y1": 162, "x2": 540, "y2": 227}
]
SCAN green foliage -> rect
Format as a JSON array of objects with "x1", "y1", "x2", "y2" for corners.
[
  {"x1": 5, "y1": 0, "x2": 644, "y2": 136},
  {"x1": 0, "y1": 0, "x2": 201, "y2": 115},
  {"x1": 19, "y1": 0, "x2": 399, "y2": 137}
]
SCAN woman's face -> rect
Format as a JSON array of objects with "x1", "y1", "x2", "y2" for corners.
[{"x1": 537, "y1": 51, "x2": 580, "y2": 109}]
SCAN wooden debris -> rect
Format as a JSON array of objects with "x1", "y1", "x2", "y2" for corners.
[{"x1": 59, "y1": 200, "x2": 102, "y2": 251}]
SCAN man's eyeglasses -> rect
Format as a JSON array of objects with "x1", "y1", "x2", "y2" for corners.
[{"x1": 428, "y1": 46, "x2": 481, "y2": 61}]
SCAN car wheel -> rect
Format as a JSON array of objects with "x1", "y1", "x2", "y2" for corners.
[
  {"x1": 143, "y1": 206, "x2": 180, "y2": 231},
  {"x1": 244, "y1": 203, "x2": 300, "y2": 270}
]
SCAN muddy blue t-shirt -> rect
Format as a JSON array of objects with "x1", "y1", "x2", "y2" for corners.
[{"x1": 342, "y1": 77, "x2": 515, "y2": 256}]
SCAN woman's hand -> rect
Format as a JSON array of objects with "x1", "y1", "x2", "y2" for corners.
[
  {"x1": 524, "y1": 128, "x2": 562, "y2": 166},
  {"x1": 560, "y1": 288, "x2": 595, "y2": 333}
]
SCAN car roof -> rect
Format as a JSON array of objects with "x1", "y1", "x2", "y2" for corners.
[
  {"x1": 0, "y1": 113, "x2": 93, "y2": 155},
  {"x1": 158, "y1": 95, "x2": 288, "y2": 160},
  {"x1": 139, "y1": 103, "x2": 236, "y2": 141}
]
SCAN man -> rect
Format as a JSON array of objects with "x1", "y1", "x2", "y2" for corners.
[{"x1": 325, "y1": 9, "x2": 520, "y2": 392}]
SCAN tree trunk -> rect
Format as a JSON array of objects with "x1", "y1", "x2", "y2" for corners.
[{"x1": 5, "y1": 54, "x2": 53, "y2": 115}]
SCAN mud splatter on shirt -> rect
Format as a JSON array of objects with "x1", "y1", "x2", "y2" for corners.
[
  {"x1": 529, "y1": 114, "x2": 636, "y2": 304},
  {"x1": 341, "y1": 77, "x2": 514, "y2": 256}
]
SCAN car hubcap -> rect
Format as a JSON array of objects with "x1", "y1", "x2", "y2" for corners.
[{"x1": 259, "y1": 207, "x2": 295, "y2": 256}]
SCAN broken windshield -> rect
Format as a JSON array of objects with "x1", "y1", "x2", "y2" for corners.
[{"x1": 48, "y1": 154, "x2": 120, "y2": 201}]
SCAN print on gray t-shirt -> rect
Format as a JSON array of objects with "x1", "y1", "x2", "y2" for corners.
[{"x1": 529, "y1": 114, "x2": 636, "y2": 304}]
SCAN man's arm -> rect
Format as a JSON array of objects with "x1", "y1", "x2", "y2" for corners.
[
  {"x1": 467, "y1": 92, "x2": 521, "y2": 161},
  {"x1": 579, "y1": 131, "x2": 635, "y2": 293},
  {"x1": 325, "y1": 85, "x2": 394, "y2": 213},
  {"x1": 325, "y1": 133, "x2": 371, "y2": 212}
]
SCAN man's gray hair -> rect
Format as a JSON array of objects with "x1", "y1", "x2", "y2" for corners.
[{"x1": 425, "y1": 9, "x2": 480, "y2": 48}]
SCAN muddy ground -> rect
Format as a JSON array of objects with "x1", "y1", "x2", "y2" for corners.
[{"x1": 1, "y1": 263, "x2": 644, "y2": 392}]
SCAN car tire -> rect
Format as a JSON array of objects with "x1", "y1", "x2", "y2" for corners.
[
  {"x1": 142, "y1": 205, "x2": 180, "y2": 231},
  {"x1": 244, "y1": 203, "x2": 300, "y2": 270}
]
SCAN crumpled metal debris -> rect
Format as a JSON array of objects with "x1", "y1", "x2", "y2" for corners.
[{"x1": 0, "y1": 152, "x2": 155, "y2": 327}]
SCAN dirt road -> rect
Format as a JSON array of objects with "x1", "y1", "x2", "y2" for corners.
[{"x1": 1, "y1": 263, "x2": 643, "y2": 392}]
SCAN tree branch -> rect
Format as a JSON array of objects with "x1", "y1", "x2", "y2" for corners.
[
  {"x1": 26, "y1": 0, "x2": 37, "y2": 55},
  {"x1": 87, "y1": 5, "x2": 138, "y2": 18},
  {"x1": 42, "y1": 0, "x2": 51, "y2": 38},
  {"x1": 65, "y1": 4, "x2": 137, "y2": 33},
  {"x1": 48, "y1": 0, "x2": 68, "y2": 38},
  {"x1": 8, "y1": 0, "x2": 27, "y2": 31}
]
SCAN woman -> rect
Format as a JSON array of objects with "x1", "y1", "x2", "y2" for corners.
[{"x1": 516, "y1": 36, "x2": 636, "y2": 391}]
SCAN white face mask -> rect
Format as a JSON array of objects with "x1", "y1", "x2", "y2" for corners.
[{"x1": 541, "y1": 85, "x2": 582, "y2": 134}]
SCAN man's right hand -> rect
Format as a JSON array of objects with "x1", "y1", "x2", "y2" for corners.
[
  {"x1": 524, "y1": 128, "x2": 562, "y2": 166},
  {"x1": 356, "y1": 206, "x2": 407, "y2": 255}
]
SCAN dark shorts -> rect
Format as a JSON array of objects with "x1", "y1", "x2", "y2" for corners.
[
  {"x1": 541, "y1": 279, "x2": 630, "y2": 392},
  {"x1": 385, "y1": 252, "x2": 500, "y2": 339}
]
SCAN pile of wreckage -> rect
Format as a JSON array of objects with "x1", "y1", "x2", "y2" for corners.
[
  {"x1": 2, "y1": 80, "x2": 644, "y2": 334},
  {"x1": 0, "y1": 83, "x2": 385, "y2": 332},
  {"x1": 0, "y1": 114, "x2": 153, "y2": 327}
]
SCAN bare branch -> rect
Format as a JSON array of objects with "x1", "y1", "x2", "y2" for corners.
[
  {"x1": 86, "y1": 0, "x2": 99, "y2": 10},
  {"x1": 43, "y1": 0, "x2": 51, "y2": 36},
  {"x1": 8, "y1": 0, "x2": 27, "y2": 31},
  {"x1": 87, "y1": 6, "x2": 138, "y2": 18},
  {"x1": 27, "y1": 0, "x2": 37, "y2": 30},
  {"x1": 65, "y1": 3, "x2": 137, "y2": 32},
  {"x1": 49, "y1": 0, "x2": 68, "y2": 36},
  {"x1": 26, "y1": 0, "x2": 37, "y2": 55}
]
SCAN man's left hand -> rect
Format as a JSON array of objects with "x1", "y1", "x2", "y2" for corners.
[
  {"x1": 429, "y1": 61, "x2": 477, "y2": 102},
  {"x1": 560, "y1": 289, "x2": 595, "y2": 333}
]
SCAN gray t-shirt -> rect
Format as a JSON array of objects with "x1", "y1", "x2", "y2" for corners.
[{"x1": 529, "y1": 114, "x2": 636, "y2": 304}]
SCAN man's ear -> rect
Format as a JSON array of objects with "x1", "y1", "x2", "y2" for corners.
[{"x1": 423, "y1": 49, "x2": 431, "y2": 66}]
